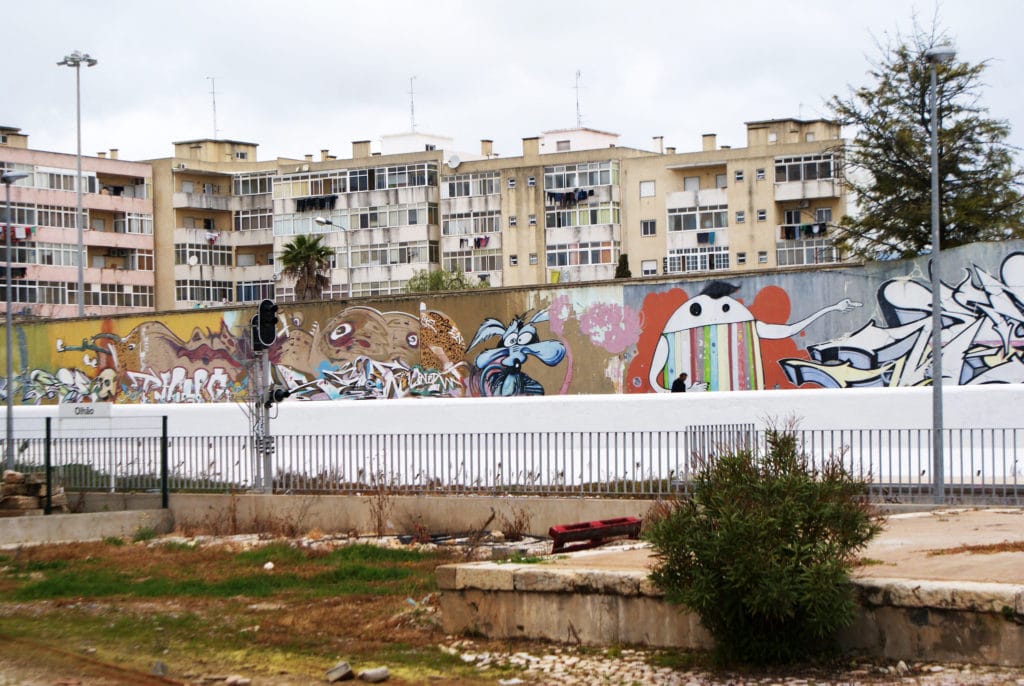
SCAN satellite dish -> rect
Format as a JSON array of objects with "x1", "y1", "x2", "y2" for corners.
[
  {"x1": 187, "y1": 255, "x2": 199, "y2": 266},
  {"x1": 447, "y1": 155, "x2": 461, "y2": 169}
]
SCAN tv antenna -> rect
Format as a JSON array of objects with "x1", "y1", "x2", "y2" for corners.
[
  {"x1": 207, "y1": 76, "x2": 221, "y2": 139},
  {"x1": 409, "y1": 76, "x2": 417, "y2": 132},
  {"x1": 575, "y1": 70, "x2": 583, "y2": 128}
]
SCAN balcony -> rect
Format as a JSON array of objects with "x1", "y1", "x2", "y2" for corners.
[
  {"x1": 777, "y1": 223, "x2": 829, "y2": 241},
  {"x1": 774, "y1": 178, "x2": 841, "y2": 202},
  {"x1": 667, "y1": 229, "x2": 726, "y2": 250},
  {"x1": 172, "y1": 192, "x2": 232, "y2": 211},
  {"x1": 545, "y1": 223, "x2": 620, "y2": 245},
  {"x1": 665, "y1": 187, "x2": 727, "y2": 209},
  {"x1": 547, "y1": 263, "x2": 615, "y2": 284}
]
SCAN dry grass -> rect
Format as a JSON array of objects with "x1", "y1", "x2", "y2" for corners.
[{"x1": 926, "y1": 540, "x2": 1024, "y2": 556}]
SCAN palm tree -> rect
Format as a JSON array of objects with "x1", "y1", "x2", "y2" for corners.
[{"x1": 279, "y1": 234, "x2": 333, "y2": 301}]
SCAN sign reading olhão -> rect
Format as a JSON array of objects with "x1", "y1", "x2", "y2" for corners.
[{"x1": 58, "y1": 403, "x2": 113, "y2": 419}]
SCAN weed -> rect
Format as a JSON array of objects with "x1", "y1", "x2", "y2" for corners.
[
  {"x1": 103, "y1": 536, "x2": 126, "y2": 546},
  {"x1": 498, "y1": 505, "x2": 533, "y2": 541},
  {"x1": 498, "y1": 553, "x2": 546, "y2": 564},
  {"x1": 365, "y1": 471, "x2": 395, "y2": 538},
  {"x1": 132, "y1": 527, "x2": 157, "y2": 543}
]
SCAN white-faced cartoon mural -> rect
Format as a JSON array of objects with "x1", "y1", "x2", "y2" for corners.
[{"x1": 646, "y1": 281, "x2": 861, "y2": 392}]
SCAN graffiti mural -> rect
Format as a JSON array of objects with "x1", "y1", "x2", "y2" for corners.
[
  {"x1": 627, "y1": 281, "x2": 861, "y2": 393},
  {"x1": 3, "y1": 242, "x2": 1023, "y2": 404},
  {"x1": 466, "y1": 308, "x2": 567, "y2": 396},
  {"x1": 782, "y1": 252, "x2": 1024, "y2": 388}
]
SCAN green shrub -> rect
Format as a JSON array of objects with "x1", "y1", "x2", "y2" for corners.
[{"x1": 645, "y1": 431, "x2": 881, "y2": 664}]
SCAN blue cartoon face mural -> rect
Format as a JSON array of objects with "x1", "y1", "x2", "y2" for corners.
[{"x1": 467, "y1": 309, "x2": 567, "y2": 396}]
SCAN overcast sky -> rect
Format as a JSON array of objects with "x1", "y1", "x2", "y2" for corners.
[{"x1": 4, "y1": 1, "x2": 1022, "y2": 164}]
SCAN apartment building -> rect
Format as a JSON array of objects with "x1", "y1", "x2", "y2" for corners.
[
  {"x1": 621, "y1": 119, "x2": 846, "y2": 278},
  {"x1": 272, "y1": 141, "x2": 443, "y2": 300},
  {"x1": 0, "y1": 126, "x2": 155, "y2": 318},
  {"x1": 147, "y1": 140, "x2": 305, "y2": 311}
]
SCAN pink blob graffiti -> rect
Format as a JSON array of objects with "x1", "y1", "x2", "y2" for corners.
[{"x1": 579, "y1": 303, "x2": 641, "y2": 354}]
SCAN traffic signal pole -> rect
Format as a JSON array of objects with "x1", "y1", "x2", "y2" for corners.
[{"x1": 251, "y1": 299, "x2": 279, "y2": 493}]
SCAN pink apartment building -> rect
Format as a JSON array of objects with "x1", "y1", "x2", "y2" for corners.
[{"x1": 1, "y1": 126, "x2": 154, "y2": 319}]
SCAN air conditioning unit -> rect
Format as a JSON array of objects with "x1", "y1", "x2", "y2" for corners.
[
  {"x1": 272, "y1": 273, "x2": 282, "y2": 281},
  {"x1": 175, "y1": 163, "x2": 187, "y2": 170}
]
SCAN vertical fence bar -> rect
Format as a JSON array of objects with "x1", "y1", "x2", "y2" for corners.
[
  {"x1": 160, "y1": 416, "x2": 168, "y2": 508},
  {"x1": 44, "y1": 417, "x2": 52, "y2": 515}
]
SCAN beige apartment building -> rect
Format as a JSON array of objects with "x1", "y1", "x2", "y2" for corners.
[
  {"x1": 0, "y1": 126, "x2": 155, "y2": 319},
  {"x1": 147, "y1": 140, "x2": 304, "y2": 311},
  {"x1": 4, "y1": 118, "x2": 847, "y2": 314}
]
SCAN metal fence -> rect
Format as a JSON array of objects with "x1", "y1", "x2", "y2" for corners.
[{"x1": 6, "y1": 422, "x2": 1022, "y2": 505}]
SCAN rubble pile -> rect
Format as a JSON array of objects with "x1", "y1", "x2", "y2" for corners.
[{"x1": 0, "y1": 470, "x2": 68, "y2": 516}]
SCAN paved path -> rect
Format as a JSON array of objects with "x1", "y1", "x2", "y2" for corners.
[{"x1": 540, "y1": 508, "x2": 1024, "y2": 584}]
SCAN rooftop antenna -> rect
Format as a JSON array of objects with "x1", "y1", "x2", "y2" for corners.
[
  {"x1": 207, "y1": 76, "x2": 221, "y2": 139},
  {"x1": 574, "y1": 70, "x2": 583, "y2": 128},
  {"x1": 409, "y1": 76, "x2": 416, "y2": 132}
]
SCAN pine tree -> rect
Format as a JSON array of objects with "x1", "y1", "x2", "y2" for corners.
[{"x1": 828, "y1": 23, "x2": 1024, "y2": 259}]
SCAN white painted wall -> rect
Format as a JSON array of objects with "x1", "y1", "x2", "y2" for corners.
[{"x1": 7, "y1": 385, "x2": 1020, "y2": 439}]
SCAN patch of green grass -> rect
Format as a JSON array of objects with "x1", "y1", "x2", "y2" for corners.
[
  {"x1": 325, "y1": 543, "x2": 428, "y2": 564},
  {"x1": 234, "y1": 542, "x2": 309, "y2": 566},
  {"x1": 131, "y1": 527, "x2": 157, "y2": 543},
  {"x1": 498, "y1": 553, "x2": 547, "y2": 564},
  {"x1": 159, "y1": 540, "x2": 197, "y2": 552},
  {"x1": 103, "y1": 536, "x2": 126, "y2": 546},
  {"x1": 647, "y1": 649, "x2": 709, "y2": 671}
]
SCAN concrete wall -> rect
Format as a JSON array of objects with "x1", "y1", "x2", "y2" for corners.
[{"x1": 2, "y1": 240, "x2": 1023, "y2": 406}]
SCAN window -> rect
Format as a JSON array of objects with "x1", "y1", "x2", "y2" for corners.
[
  {"x1": 768, "y1": 132, "x2": 778, "y2": 143},
  {"x1": 234, "y1": 151, "x2": 248, "y2": 160},
  {"x1": 758, "y1": 251, "x2": 768, "y2": 264},
  {"x1": 641, "y1": 260, "x2": 657, "y2": 276},
  {"x1": 683, "y1": 176, "x2": 699, "y2": 191},
  {"x1": 556, "y1": 140, "x2": 570, "y2": 152},
  {"x1": 233, "y1": 172, "x2": 273, "y2": 195},
  {"x1": 756, "y1": 209, "x2": 767, "y2": 222},
  {"x1": 509, "y1": 216, "x2": 517, "y2": 228},
  {"x1": 545, "y1": 241, "x2": 614, "y2": 267},
  {"x1": 442, "y1": 209, "x2": 500, "y2": 235},
  {"x1": 543, "y1": 161, "x2": 618, "y2": 189},
  {"x1": 774, "y1": 154, "x2": 836, "y2": 183},
  {"x1": 715, "y1": 174, "x2": 727, "y2": 188},
  {"x1": 528, "y1": 214, "x2": 537, "y2": 226},
  {"x1": 736, "y1": 252, "x2": 747, "y2": 265},
  {"x1": 735, "y1": 211, "x2": 745, "y2": 224},
  {"x1": 527, "y1": 176, "x2": 536, "y2": 187},
  {"x1": 441, "y1": 171, "x2": 499, "y2": 198},
  {"x1": 734, "y1": 170, "x2": 744, "y2": 182},
  {"x1": 639, "y1": 180, "x2": 655, "y2": 197},
  {"x1": 509, "y1": 254, "x2": 518, "y2": 266},
  {"x1": 529, "y1": 253, "x2": 538, "y2": 265},
  {"x1": 776, "y1": 238, "x2": 841, "y2": 266},
  {"x1": 668, "y1": 205, "x2": 728, "y2": 231},
  {"x1": 641, "y1": 219, "x2": 656, "y2": 237},
  {"x1": 805, "y1": 132, "x2": 816, "y2": 142},
  {"x1": 181, "y1": 181, "x2": 194, "y2": 193},
  {"x1": 815, "y1": 207, "x2": 832, "y2": 224},
  {"x1": 507, "y1": 177, "x2": 516, "y2": 189},
  {"x1": 756, "y1": 168, "x2": 766, "y2": 181},
  {"x1": 665, "y1": 246, "x2": 730, "y2": 274}
]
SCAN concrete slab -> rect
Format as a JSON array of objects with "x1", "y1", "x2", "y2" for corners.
[{"x1": 437, "y1": 508, "x2": 1024, "y2": 665}]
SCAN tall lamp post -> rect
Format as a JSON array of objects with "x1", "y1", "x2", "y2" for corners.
[
  {"x1": 57, "y1": 50, "x2": 98, "y2": 318},
  {"x1": 2, "y1": 170, "x2": 29, "y2": 470},
  {"x1": 315, "y1": 216, "x2": 352, "y2": 298},
  {"x1": 925, "y1": 45, "x2": 956, "y2": 503}
]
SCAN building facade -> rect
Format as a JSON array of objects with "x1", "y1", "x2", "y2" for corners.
[
  {"x1": 4, "y1": 118, "x2": 847, "y2": 314},
  {"x1": 0, "y1": 126, "x2": 155, "y2": 319}
]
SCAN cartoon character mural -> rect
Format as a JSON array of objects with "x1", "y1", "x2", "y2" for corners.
[
  {"x1": 782, "y1": 252, "x2": 1024, "y2": 387},
  {"x1": 270, "y1": 304, "x2": 470, "y2": 400},
  {"x1": 466, "y1": 308, "x2": 567, "y2": 396},
  {"x1": 635, "y1": 281, "x2": 861, "y2": 393}
]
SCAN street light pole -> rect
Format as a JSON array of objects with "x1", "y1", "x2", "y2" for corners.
[
  {"x1": 314, "y1": 216, "x2": 352, "y2": 298},
  {"x1": 2, "y1": 170, "x2": 29, "y2": 471},
  {"x1": 925, "y1": 45, "x2": 956, "y2": 504},
  {"x1": 57, "y1": 51, "x2": 98, "y2": 318}
]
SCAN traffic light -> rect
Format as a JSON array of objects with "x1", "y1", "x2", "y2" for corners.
[
  {"x1": 263, "y1": 385, "x2": 291, "y2": 408},
  {"x1": 253, "y1": 299, "x2": 278, "y2": 351}
]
